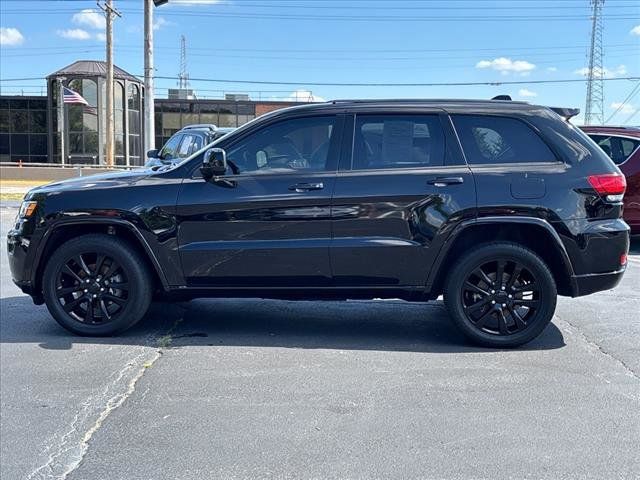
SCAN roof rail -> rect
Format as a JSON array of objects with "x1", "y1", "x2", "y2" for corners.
[
  {"x1": 181, "y1": 124, "x2": 218, "y2": 131},
  {"x1": 491, "y1": 95, "x2": 512, "y2": 101}
]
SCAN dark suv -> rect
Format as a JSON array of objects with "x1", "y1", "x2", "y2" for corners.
[{"x1": 7, "y1": 100, "x2": 630, "y2": 348}]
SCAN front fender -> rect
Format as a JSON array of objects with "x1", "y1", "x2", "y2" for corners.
[{"x1": 29, "y1": 215, "x2": 177, "y2": 292}]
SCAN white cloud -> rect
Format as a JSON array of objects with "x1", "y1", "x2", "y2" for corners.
[
  {"x1": 287, "y1": 90, "x2": 325, "y2": 102},
  {"x1": 72, "y1": 9, "x2": 106, "y2": 30},
  {"x1": 574, "y1": 64, "x2": 627, "y2": 79},
  {"x1": 57, "y1": 28, "x2": 92, "y2": 40},
  {"x1": 0, "y1": 27, "x2": 24, "y2": 46},
  {"x1": 630, "y1": 25, "x2": 640, "y2": 36},
  {"x1": 610, "y1": 102, "x2": 636, "y2": 115},
  {"x1": 95, "y1": 32, "x2": 106, "y2": 42},
  {"x1": 546, "y1": 66, "x2": 558, "y2": 72},
  {"x1": 518, "y1": 88, "x2": 537, "y2": 98},
  {"x1": 153, "y1": 17, "x2": 171, "y2": 31},
  {"x1": 476, "y1": 57, "x2": 536, "y2": 75}
]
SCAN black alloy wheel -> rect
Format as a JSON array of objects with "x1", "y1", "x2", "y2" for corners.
[
  {"x1": 444, "y1": 242, "x2": 557, "y2": 348},
  {"x1": 55, "y1": 252, "x2": 129, "y2": 325},
  {"x1": 43, "y1": 234, "x2": 153, "y2": 336},
  {"x1": 461, "y1": 259, "x2": 540, "y2": 336}
]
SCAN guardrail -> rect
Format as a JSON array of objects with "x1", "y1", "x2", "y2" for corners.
[
  {"x1": 0, "y1": 162, "x2": 140, "y2": 181},
  {"x1": 0, "y1": 162, "x2": 135, "y2": 170}
]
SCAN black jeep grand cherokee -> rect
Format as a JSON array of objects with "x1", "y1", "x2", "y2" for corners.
[{"x1": 8, "y1": 99, "x2": 629, "y2": 347}]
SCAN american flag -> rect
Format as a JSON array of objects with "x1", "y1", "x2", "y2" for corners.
[{"x1": 63, "y1": 87, "x2": 89, "y2": 105}]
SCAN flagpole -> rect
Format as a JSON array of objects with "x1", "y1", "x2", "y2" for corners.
[{"x1": 58, "y1": 79, "x2": 66, "y2": 166}]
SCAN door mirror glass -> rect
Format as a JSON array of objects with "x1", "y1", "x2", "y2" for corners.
[
  {"x1": 146, "y1": 149, "x2": 159, "y2": 158},
  {"x1": 201, "y1": 147, "x2": 228, "y2": 180}
]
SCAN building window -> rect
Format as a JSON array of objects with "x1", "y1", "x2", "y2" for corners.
[
  {"x1": 1, "y1": 97, "x2": 50, "y2": 163},
  {"x1": 67, "y1": 78, "x2": 99, "y2": 162},
  {"x1": 127, "y1": 83, "x2": 142, "y2": 166}
]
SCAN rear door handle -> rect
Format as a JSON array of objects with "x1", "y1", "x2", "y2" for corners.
[
  {"x1": 427, "y1": 176, "x2": 464, "y2": 187},
  {"x1": 289, "y1": 182, "x2": 324, "y2": 192}
]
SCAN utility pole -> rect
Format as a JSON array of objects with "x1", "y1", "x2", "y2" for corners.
[
  {"x1": 144, "y1": 0, "x2": 155, "y2": 156},
  {"x1": 144, "y1": 1, "x2": 168, "y2": 155},
  {"x1": 99, "y1": 0, "x2": 120, "y2": 166},
  {"x1": 585, "y1": 0, "x2": 605, "y2": 125}
]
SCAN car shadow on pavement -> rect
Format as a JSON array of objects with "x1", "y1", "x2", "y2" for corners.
[
  {"x1": 629, "y1": 238, "x2": 640, "y2": 255},
  {"x1": 0, "y1": 295, "x2": 565, "y2": 353}
]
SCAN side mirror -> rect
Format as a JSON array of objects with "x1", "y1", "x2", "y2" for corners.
[
  {"x1": 147, "y1": 149, "x2": 159, "y2": 158},
  {"x1": 201, "y1": 147, "x2": 228, "y2": 181}
]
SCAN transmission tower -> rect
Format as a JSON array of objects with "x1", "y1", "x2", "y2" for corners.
[
  {"x1": 178, "y1": 34, "x2": 189, "y2": 89},
  {"x1": 584, "y1": 0, "x2": 605, "y2": 125}
]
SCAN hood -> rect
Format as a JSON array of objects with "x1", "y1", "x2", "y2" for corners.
[{"x1": 26, "y1": 169, "x2": 152, "y2": 197}]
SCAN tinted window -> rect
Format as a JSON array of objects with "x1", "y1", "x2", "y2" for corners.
[
  {"x1": 453, "y1": 115, "x2": 557, "y2": 164},
  {"x1": 227, "y1": 116, "x2": 336, "y2": 174},
  {"x1": 589, "y1": 134, "x2": 640, "y2": 165},
  {"x1": 178, "y1": 134, "x2": 197, "y2": 157},
  {"x1": 353, "y1": 115, "x2": 445, "y2": 169},
  {"x1": 160, "y1": 134, "x2": 183, "y2": 159}
]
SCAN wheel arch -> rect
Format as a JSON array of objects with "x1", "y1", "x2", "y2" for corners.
[
  {"x1": 31, "y1": 218, "x2": 170, "y2": 296},
  {"x1": 427, "y1": 217, "x2": 576, "y2": 298}
]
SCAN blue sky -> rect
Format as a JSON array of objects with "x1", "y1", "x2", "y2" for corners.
[{"x1": 1, "y1": 0, "x2": 639, "y2": 124}]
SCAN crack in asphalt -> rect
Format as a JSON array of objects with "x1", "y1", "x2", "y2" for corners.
[
  {"x1": 556, "y1": 314, "x2": 640, "y2": 383},
  {"x1": 26, "y1": 318, "x2": 184, "y2": 480}
]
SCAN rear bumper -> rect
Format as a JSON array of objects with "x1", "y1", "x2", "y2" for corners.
[{"x1": 570, "y1": 267, "x2": 626, "y2": 297}]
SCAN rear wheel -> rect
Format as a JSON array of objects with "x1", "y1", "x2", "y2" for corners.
[
  {"x1": 444, "y1": 242, "x2": 557, "y2": 348},
  {"x1": 42, "y1": 234, "x2": 153, "y2": 336}
]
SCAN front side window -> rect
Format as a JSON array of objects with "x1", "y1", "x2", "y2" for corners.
[
  {"x1": 353, "y1": 114, "x2": 445, "y2": 169},
  {"x1": 226, "y1": 116, "x2": 336, "y2": 174},
  {"x1": 160, "y1": 134, "x2": 182, "y2": 159},
  {"x1": 452, "y1": 115, "x2": 557, "y2": 165}
]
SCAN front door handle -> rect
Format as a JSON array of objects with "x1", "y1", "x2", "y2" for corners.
[
  {"x1": 427, "y1": 176, "x2": 464, "y2": 187},
  {"x1": 289, "y1": 182, "x2": 324, "y2": 192}
]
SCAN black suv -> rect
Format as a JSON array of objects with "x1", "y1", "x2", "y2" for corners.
[{"x1": 7, "y1": 100, "x2": 630, "y2": 347}]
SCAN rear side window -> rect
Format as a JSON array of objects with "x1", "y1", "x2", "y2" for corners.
[
  {"x1": 452, "y1": 115, "x2": 557, "y2": 165},
  {"x1": 353, "y1": 114, "x2": 445, "y2": 169},
  {"x1": 589, "y1": 134, "x2": 640, "y2": 165}
]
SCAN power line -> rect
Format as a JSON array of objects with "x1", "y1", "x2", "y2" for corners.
[
  {"x1": 151, "y1": 75, "x2": 640, "y2": 87},
  {"x1": 605, "y1": 82, "x2": 640, "y2": 122},
  {"x1": 3, "y1": 7, "x2": 639, "y2": 21},
  {"x1": 3, "y1": 75, "x2": 639, "y2": 87},
  {"x1": 624, "y1": 108, "x2": 639, "y2": 123}
]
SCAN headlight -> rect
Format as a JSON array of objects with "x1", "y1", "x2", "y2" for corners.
[{"x1": 19, "y1": 201, "x2": 38, "y2": 218}]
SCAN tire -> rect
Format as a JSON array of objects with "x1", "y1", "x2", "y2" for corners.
[
  {"x1": 443, "y1": 242, "x2": 557, "y2": 348},
  {"x1": 42, "y1": 234, "x2": 153, "y2": 336}
]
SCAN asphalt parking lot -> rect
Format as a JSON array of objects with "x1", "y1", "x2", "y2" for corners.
[{"x1": 1, "y1": 205, "x2": 639, "y2": 480}]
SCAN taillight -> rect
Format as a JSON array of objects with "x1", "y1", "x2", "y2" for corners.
[{"x1": 587, "y1": 173, "x2": 626, "y2": 202}]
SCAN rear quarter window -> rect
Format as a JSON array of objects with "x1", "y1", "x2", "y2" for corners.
[{"x1": 452, "y1": 115, "x2": 557, "y2": 165}]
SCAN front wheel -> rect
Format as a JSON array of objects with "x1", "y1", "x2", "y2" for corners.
[
  {"x1": 42, "y1": 234, "x2": 153, "y2": 336},
  {"x1": 444, "y1": 242, "x2": 557, "y2": 348}
]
